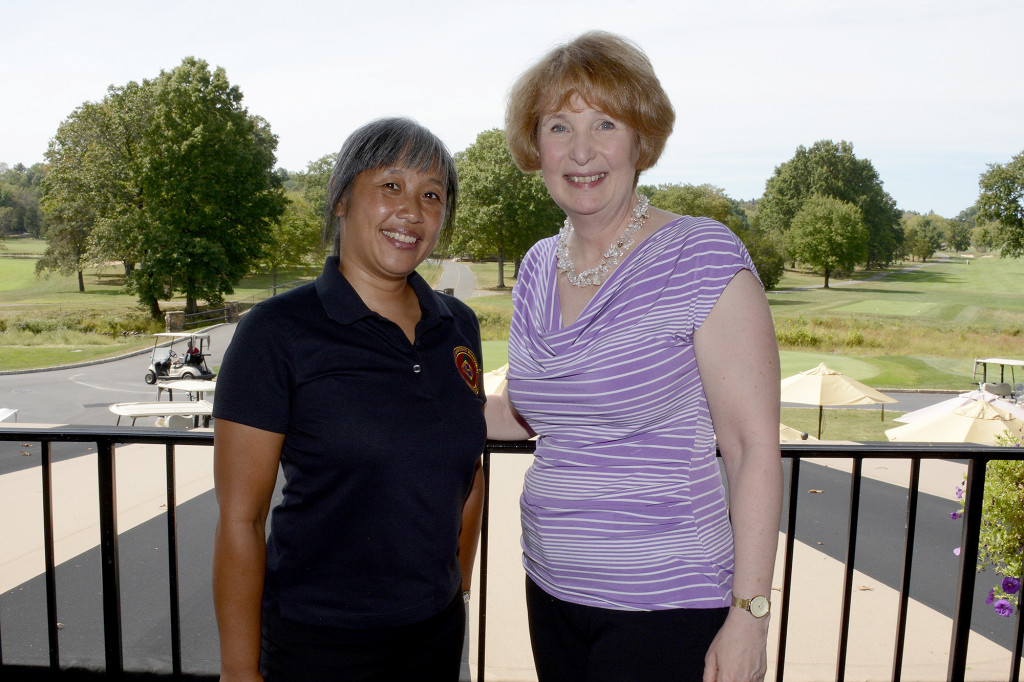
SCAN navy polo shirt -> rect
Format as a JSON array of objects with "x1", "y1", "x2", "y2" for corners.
[{"x1": 214, "y1": 257, "x2": 486, "y2": 628}]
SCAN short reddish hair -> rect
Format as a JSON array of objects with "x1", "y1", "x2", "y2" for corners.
[{"x1": 505, "y1": 31, "x2": 675, "y2": 177}]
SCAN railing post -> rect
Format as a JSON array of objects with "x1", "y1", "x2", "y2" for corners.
[
  {"x1": 41, "y1": 442, "x2": 61, "y2": 669},
  {"x1": 477, "y1": 449, "x2": 491, "y2": 682},
  {"x1": 97, "y1": 437, "x2": 124, "y2": 679},
  {"x1": 835, "y1": 458, "x2": 864, "y2": 682},
  {"x1": 948, "y1": 457, "x2": 987, "y2": 681},
  {"x1": 891, "y1": 458, "x2": 921, "y2": 682},
  {"x1": 775, "y1": 457, "x2": 800, "y2": 681},
  {"x1": 165, "y1": 443, "x2": 183, "y2": 679}
]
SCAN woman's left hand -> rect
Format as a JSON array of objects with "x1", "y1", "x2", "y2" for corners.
[{"x1": 702, "y1": 610, "x2": 769, "y2": 682}]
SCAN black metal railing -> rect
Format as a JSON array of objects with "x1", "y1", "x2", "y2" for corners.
[{"x1": 1, "y1": 427, "x2": 1022, "y2": 681}]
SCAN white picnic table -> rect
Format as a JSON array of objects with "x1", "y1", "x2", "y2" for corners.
[
  {"x1": 108, "y1": 400, "x2": 213, "y2": 426},
  {"x1": 155, "y1": 379, "x2": 217, "y2": 402}
]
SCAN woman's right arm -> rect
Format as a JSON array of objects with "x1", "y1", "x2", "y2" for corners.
[{"x1": 213, "y1": 419, "x2": 285, "y2": 682}]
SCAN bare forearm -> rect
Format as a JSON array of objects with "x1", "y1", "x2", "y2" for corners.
[
  {"x1": 458, "y1": 460, "x2": 485, "y2": 592},
  {"x1": 484, "y1": 384, "x2": 533, "y2": 441},
  {"x1": 725, "y1": 448, "x2": 783, "y2": 601},
  {"x1": 213, "y1": 520, "x2": 267, "y2": 679}
]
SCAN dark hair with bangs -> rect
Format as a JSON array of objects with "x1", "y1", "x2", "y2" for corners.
[
  {"x1": 324, "y1": 117, "x2": 459, "y2": 255},
  {"x1": 505, "y1": 31, "x2": 675, "y2": 184}
]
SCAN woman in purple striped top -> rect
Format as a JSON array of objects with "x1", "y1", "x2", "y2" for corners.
[{"x1": 485, "y1": 32, "x2": 783, "y2": 682}]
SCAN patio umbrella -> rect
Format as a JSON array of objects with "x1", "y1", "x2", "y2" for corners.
[
  {"x1": 885, "y1": 400, "x2": 1024, "y2": 444},
  {"x1": 780, "y1": 363, "x2": 897, "y2": 438},
  {"x1": 893, "y1": 389, "x2": 1024, "y2": 424},
  {"x1": 780, "y1": 423, "x2": 817, "y2": 442}
]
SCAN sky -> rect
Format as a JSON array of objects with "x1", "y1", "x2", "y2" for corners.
[{"x1": 2, "y1": 0, "x2": 1022, "y2": 218}]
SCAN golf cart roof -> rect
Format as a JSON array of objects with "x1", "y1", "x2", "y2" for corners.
[{"x1": 152, "y1": 332, "x2": 211, "y2": 340}]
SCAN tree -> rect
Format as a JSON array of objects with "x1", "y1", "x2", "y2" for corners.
[
  {"x1": 945, "y1": 217, "x2": 972, "y2": 253},
  {"x1": 641, "y1": 182, "x2": 748, "y2": 233},
  {"x1": 977, "y1": 150, "x2": 1024, "y2": 257},
  {"x1": 34, "y1": 211, "x2": 92, "y2": 291},
  {"x1": 134, "y1": 58, "x2": 286, "y2": 315},
  {"x1": 42, "y1": 58, "x2": 286, "y2": 316},
  {"x1": 298, "y1": 153, "x2": 336, "y2": 247},
  {"x1": 971, "y1": 222, "x2": 998, "y2": 252},
  {"x1": 43, "y1": 81, "x2": 152, "y2": 291},
  {"x1": 0, "y1": 163, "x2": 46, "y2": 237},
  {"x1": 740, "y1": 227, "x2": 786, "y2": 290},
  {"x1": 453, "y1": 129, "x2": 562, "y2": 287},
  {"x1": 759, "y1": 140, "x2": 903, "y2": 268},
  {"x1": 902, "y1": 213, "x2": 945, "y2": 261},
  {"x1": 641, "y1": 182, "x2": 784, "y2": 289},
  {"x1": 262, "y1": 193, "x2": 324, "y2": 290},
  {"x1": 40, "y1": 98, "x2": 120, "y2": 292},
  {"x1": 788, "y1": 195, "x2": 867, "y2": 288}
]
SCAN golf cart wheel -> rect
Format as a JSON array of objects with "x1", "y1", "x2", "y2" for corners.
[
  {"x1": 145, "y1": 371, "x2": 157, "y2": 385},
  {"x1": 181, "y1": 372, "x2": 195, "y2": 380}
]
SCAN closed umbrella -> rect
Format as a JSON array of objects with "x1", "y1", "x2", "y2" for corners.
[
  {"x1": 885, "y1": 401, "x2": 1024, "y2": 444},
  {"x1": 781, "y1": 363, "x2": 897, "y2": 438}
]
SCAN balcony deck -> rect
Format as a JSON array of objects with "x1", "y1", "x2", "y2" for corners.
[{"x1": 1, "y1": 424, "x2": 1022, "y2": 681}]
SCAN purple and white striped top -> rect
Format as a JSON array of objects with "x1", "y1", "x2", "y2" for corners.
[{"x1": 507, "y1": 215, "x2": 758, "y2": 611}]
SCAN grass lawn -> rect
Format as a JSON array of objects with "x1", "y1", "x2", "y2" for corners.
[
  {"x1": 780, "y1": 406, "x2": 905, "y2": 442},
  {"x1": 4, "y1": 248, "x2": 1023, "y2": 388},
  {"x1": 0, "y1": 237, "x2": 48, "y2": 255},
  {"x1": 6, "y1": 247, "x2": 1021, "y2": 442},
  {"x1": 0, "y1": 240, "x2": 322, "y2": 370}
]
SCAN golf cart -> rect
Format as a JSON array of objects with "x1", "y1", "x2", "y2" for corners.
[{"x1": 144, "y1": 332, "x2": 216, "y2": 385}]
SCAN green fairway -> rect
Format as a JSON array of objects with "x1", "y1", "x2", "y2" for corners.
[
  {"x1": 769, "y1": 255, "x2": 1024, "y2": 329},
  {"x1": 3, "y1": 250, "x2": 1023, "y2": 387}
]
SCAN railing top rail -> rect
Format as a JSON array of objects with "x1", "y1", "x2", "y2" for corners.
[
  {"x1": 485, "y1": 438, "x2": 1020, "y2": 460},
  {"x1": 0, "y1": 425, "x2": 214, "y2": 445},
  {"x1": 0, "y1": 428, "x2": 1017, "y2": 460}
]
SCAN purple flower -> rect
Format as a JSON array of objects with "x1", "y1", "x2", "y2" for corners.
[
  {"x1": 993, "y1": 599, "x2": 1014, "y2": 617},
  {"x1": 950, "y1": 510, "x2": 963, "y2": 520},
  {"x1": 955, "y1": 486, "x2": 964, "y2": 500},
  {"x1": 954, "y1": 547, "x2": 961, "y2": 556},
  {"x1": 986, "y1": 588, "x2": 996, "y2": 606},
  {"x1": 1002, "y1": 577, "x2": 1021, "y2": 595}
]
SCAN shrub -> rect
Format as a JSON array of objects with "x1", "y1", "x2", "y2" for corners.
[
  {"x1": 475, "y1": 311, "x2": 513, "y2": 341},
  {"x1": 952, "y1": 434, "x2": 1024, "y2": 618},
  {"x1": 845, "y1": 330, "x2": 866, "y2": 346},
  {"x1": 776, "y1": 321, "x2": 821, "y2": 348}
]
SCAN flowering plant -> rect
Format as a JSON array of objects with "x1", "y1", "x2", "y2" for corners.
[{"x1": 952, "y1": 431, "x2": 1023, "y2": 618}]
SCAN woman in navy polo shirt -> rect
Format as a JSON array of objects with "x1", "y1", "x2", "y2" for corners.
[{"x1": 212, "y1": 118, "x2": 486, "y2": 681}]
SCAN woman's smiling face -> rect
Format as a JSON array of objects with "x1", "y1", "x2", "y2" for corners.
[
  {"x1": 334, "y1": 164, "x2": 446, "y2": 281},
  {"x1": 537, "y1": 94, "x2": 640, "y2": 226}
]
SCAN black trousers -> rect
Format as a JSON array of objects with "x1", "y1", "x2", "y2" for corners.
[
  {"x1": 259, "y1": 593, "x2": 465, "y2": 681},
  {"x1": 526, "y1": 576, "x2": 728, "y2": 682}
]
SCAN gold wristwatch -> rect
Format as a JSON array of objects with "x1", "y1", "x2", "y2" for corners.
[{"x1": 731, "y1": 594, "x2": 770, "y2": 618}]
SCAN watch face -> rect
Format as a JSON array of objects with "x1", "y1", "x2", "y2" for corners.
[{"x1": 749, "y1": 595, "x2": 770, "y2": 618}]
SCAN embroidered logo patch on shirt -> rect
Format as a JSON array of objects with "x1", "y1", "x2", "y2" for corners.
[{"x1": 453, "y1": 346, "x2": 480, "y2": 394}]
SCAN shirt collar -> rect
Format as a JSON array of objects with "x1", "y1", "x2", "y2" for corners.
[{"x1": 315, "y1": 256, "x2": 454, "y2": 328}]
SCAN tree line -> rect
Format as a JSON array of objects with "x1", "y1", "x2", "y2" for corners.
[{"x1": 3, "y1": 59, "x2": 1023, "y2": 312}]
